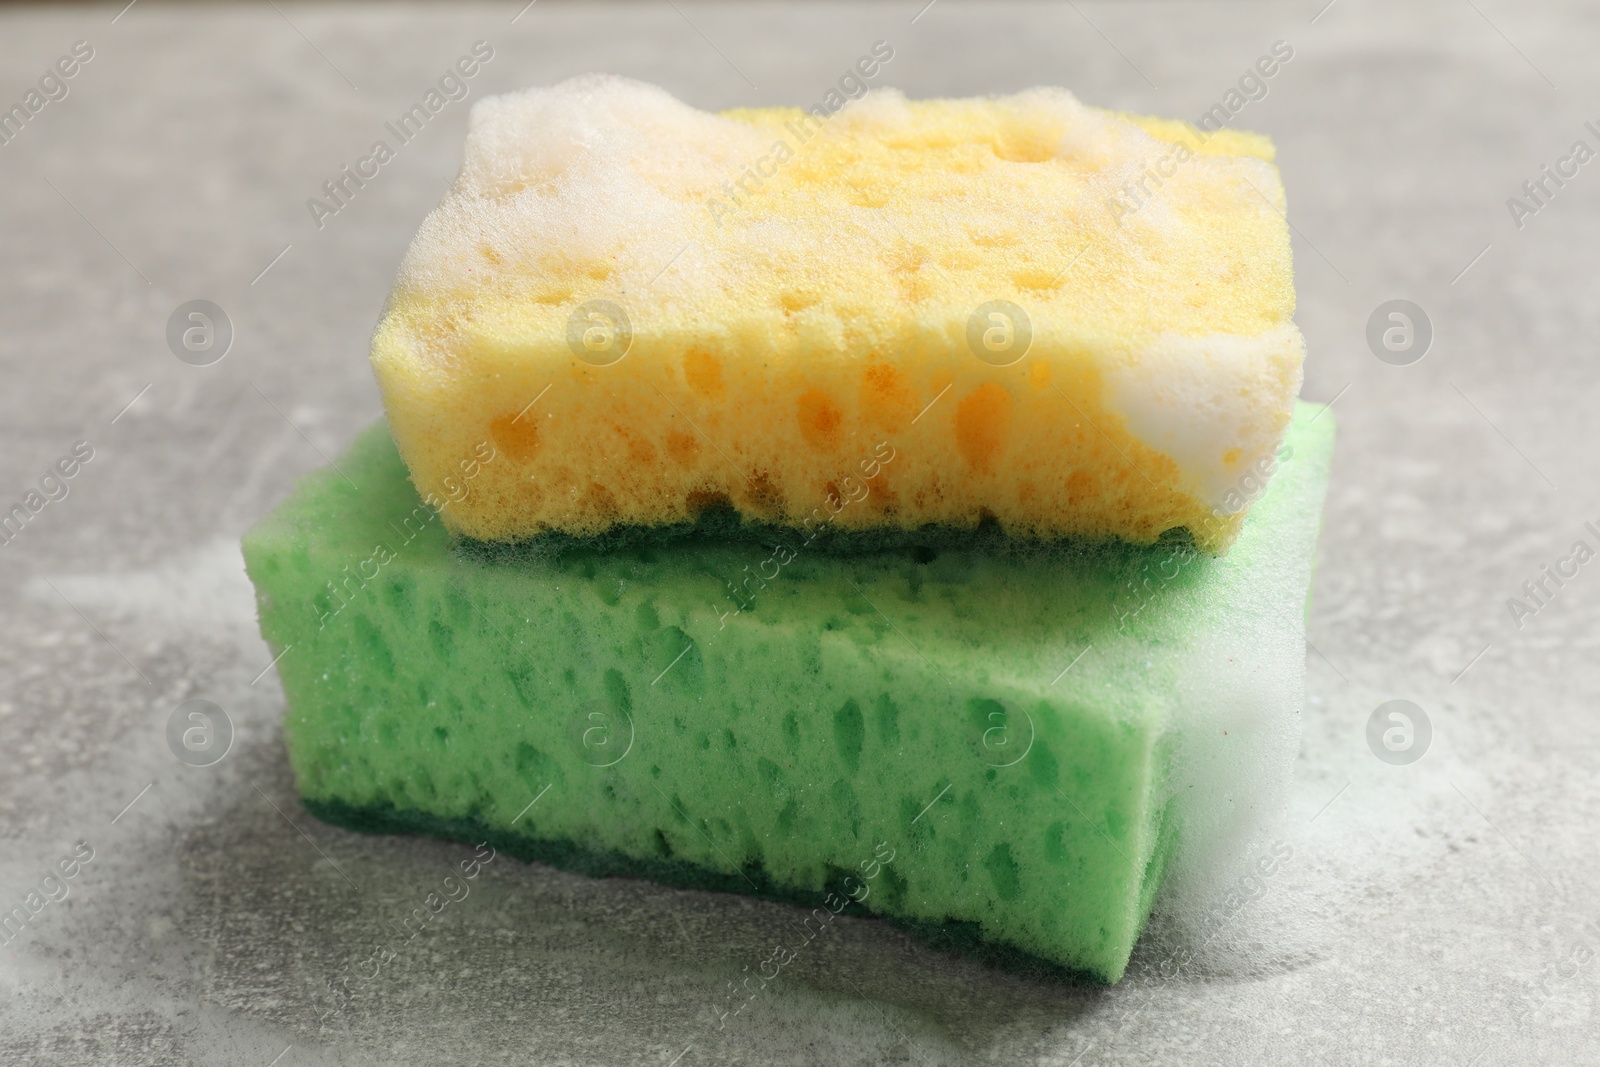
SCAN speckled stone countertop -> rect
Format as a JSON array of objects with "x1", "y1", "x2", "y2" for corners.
[{"x1": 1, "y1": 2, "x2": 1596, "y2": 1064}]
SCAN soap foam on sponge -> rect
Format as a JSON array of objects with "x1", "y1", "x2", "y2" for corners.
[
  {"x1": 372, "y1": 75, "x2": 1304, "y2": 553},
  {"x1": 242, "y1": 403, "x2": 1332, "y2": 983}
]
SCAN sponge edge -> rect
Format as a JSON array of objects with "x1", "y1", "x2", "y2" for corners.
[
  {"x1": 243, "y1": 402, "x2": 1332, "y2": 984},
  {"x1": 371, "y1": 75, "x2": 1303, "y2": 553}
]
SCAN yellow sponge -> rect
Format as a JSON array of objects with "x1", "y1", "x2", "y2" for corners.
[{"x1": 371, "y1": 75, "x2": 1303, "y2": 552}]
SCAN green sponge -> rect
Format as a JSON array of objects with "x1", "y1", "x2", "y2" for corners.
[{"x1": 242, "y1": 404, "x2": 1332, "y2": 983}]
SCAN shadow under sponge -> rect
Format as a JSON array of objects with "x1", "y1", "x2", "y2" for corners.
[{"x1": 241, "y1": 403, "x2": 1333, "y2": 983}]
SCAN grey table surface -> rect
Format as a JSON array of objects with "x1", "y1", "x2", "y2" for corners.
[{"x1": 2, "y1": 1, "x2": 1597, "y2": 1064}]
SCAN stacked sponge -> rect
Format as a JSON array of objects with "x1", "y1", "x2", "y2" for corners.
[
  {"x1": 244, "y1": 77, "x2": 1329, "y2": 984},
  {"x1": 372, "y1": 76, "x2": 1303, "y2": 553}
]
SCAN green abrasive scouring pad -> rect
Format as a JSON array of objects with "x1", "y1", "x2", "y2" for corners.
[{"x1": 242, "y1": 403, "x2": 1332, "y2": 984}]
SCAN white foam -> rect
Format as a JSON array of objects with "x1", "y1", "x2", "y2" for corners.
[
  {"x1": 396, "y1": 75, "x2": 769, "y2": 306},
  {"x1": 1105, "y1": 325, "x2": 1306, "y2": 509},
  {"x1": 26, "y1": 537, "x2": 258, "y2": 643}
]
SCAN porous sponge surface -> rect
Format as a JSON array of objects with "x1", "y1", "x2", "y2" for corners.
[
  {"x1": 371, "y1": 76, "x2": 1304, "y2": 553},
  {"x1": 242, "y1": 404, "x2": 1333, "y2": 983}
]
